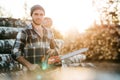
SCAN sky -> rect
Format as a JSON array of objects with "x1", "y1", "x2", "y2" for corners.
[{"x1": 0, "y1": 0, "x2": 99, "y2": 34}]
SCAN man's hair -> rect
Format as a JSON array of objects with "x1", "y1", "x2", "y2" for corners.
[{"x1": 30, "y1": 4, "x2": 45, "y2": 16}]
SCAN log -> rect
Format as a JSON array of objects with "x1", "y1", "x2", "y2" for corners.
[
  {"x1": 0, "y1": 39, "x2": 15, "y2": 54},
  {"x1": 0, "y1": 27, "x2": 23, "y2": 39}
]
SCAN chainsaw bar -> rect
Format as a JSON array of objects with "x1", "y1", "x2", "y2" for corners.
[{"x1": 60, "y1": 48, "x2": 88, "y2": 60}]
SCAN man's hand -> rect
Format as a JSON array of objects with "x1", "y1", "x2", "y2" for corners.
[
  {"x1": 29, "y1": 64, "x2": 41, "y2": 71},
  {"x1": 48, "y1": 56, "x2": 61, "y2": 64},
  {"x1": 62, "y1": 54, "x2": 86, "y2": 67},
  {"x1": 47, "y1": 49, "x2": 55, "y2": 55},
  {"x1": 68, "y1": 54, "x2": 86, "y2": 63},
  {"x1": 16, "y1": 56, "x2": 41, "y2": 72}
]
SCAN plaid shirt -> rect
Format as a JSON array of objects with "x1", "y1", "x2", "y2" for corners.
[{"x1": 12, "y1": 24, "x2": 54, "y2": 64}]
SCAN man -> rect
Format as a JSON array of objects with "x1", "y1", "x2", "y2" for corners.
[
  {"x1": 12, "y1": 4, "x2": 56, "y2": 71},
  {"x1": 42, "y1": 17, "x2": 63, "y2": 65},
  {"x1": 42, "y1": 17, "x2": 53, "y2": 39}
]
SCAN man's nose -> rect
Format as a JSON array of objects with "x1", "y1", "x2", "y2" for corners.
[{"x1": 37, "y1": 15, "x2": 42, "y2": 19}]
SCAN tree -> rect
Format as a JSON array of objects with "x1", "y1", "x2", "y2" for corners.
[
  {"x1": 92, "y1": 0, "x2": 120, "y2": 25},
  {"x1": 23, "y1": 1, "x2": 30, "y2": 20},
  {"x1": 52, "y1": 28, "x2": 63, "y2": 39},
  {"x1": 0, "y1": 6, "x2": 4, "y2": 16},
  {"x1": 0, "y1": 6, "x2": 13, "y2": 18}
]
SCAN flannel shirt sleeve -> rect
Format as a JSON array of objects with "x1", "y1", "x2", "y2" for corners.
[
  {"x1": 12, "y1": 30, "x2": 27, "y2": 60},
  {"x1": 50, "y1": 31, "x2": 56, "y2": 49}
]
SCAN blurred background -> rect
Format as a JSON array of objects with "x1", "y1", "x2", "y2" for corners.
[{"x1": 0, "y1": 0, "x2": 120, "y2": 80}]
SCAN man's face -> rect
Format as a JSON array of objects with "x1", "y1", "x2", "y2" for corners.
[
  {"x1": 31, "y1": 9, "x2": 45, "y2": 25},
  {"x1": 42, "y1": 18, "x2": 52, "y2": 28}
]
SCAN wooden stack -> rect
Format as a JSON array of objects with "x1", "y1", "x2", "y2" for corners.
[{"x1": 0, "y1": 18, "x2": 25, "y2": 73}]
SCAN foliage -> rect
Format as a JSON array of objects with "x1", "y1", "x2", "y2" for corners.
[
  {"x1": 92, "y1": 0, "x2": 120, "y2": 25},
  {"x1": 61, "y1": 25, "x2": 120, "y2": 61},
  {"x1": 52, "y1": 28, "x2": 63, "y2": 39}
]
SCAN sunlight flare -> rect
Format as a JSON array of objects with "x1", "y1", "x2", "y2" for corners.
[{"x1": 0, "y1": 0, "x2": 100, "y2": 35}]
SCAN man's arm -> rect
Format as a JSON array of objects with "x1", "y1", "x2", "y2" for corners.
[
  {"x1": 50, "y1": 39, "x2": 56, "y2": 49},
  {"x1": 49, "y1": 29, "x2": 56, "y2": 49},
  {"x1": 17, "y1": 56, "x2": 40, "y2": 71},
  {"x1": 12, "y1": 30, "x2": 40, "y2": 71}
]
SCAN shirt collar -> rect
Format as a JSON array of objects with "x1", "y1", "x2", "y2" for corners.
[
  {"x1": 28, "y1": 23, "x2": 44, "y2": 30},
  {"x1": 27, "y1": 23, "x2": 48, "y2": 37}
]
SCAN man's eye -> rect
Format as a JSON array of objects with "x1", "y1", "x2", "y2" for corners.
[
  {"x1": 34, "y1": 13, "x2": 38, "y2": 15},
  {"x1": 40, "y1": 14, "x2": 44, "y2": 16}
]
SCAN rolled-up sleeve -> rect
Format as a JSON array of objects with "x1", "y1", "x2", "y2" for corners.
[{"x1": 12, "y1": 30, "x2": 27, "y2": 60}]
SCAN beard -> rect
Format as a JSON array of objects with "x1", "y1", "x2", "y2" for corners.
[{"x1": 32, "y1": 19, "x2": 42, "y2": 25}]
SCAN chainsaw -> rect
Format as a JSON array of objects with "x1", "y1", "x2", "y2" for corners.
[
  {"x1": 21, "y1": 48, "x2": 89, "y2": 80},
  {"x1": 41, "y1": 48, "x2": 88, "y2": 70}
]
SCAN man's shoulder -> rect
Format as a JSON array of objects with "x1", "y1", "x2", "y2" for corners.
[
  {"x1": 25, "y1": 24, "x2": 32, "y2": 29},
  {"x1": 17, "y1": 25, "x2": 31, "y2": 36},
  {"x1": 21, "y1": 24, "x2": 33, "y2": 32}
]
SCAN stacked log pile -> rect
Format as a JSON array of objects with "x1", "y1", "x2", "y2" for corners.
[
  {"x1": 0, "y1": 18, "x2": 27, "y2": 27},
  {"x1": 0, "y1": 18, "x2": 26, "y2": 73}
]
